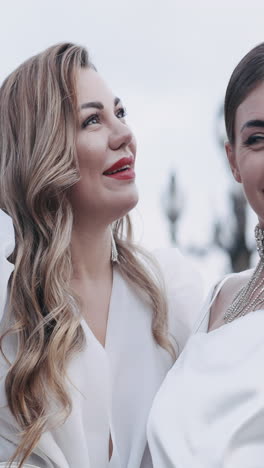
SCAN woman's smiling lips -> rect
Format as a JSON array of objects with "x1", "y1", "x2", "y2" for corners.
[{"x1": 103, "y1": 156, "x2": 135, "y2": 180}]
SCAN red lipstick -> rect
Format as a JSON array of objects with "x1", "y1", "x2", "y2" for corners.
[{"x1": 103, "y1": 157, "x2": 135, "y2": 180}]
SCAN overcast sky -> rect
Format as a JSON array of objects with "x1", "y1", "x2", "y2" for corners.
[{"x1": 1, "y1": 0, "x2": 264, "y2": 288}]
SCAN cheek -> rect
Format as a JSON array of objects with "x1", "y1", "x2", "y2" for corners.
[
  {"x1": 76, "y1": 135, "x2": 106, "y2": 173},
  {"x1": 237, "y1": 149, "x2": 261, "y2": 184},
  {"x1": 241, "y1": 166, "x2": 264, "y2": 209},
  {"x1": 243, "y1": 160, "x2": 264, "y2": 184}
]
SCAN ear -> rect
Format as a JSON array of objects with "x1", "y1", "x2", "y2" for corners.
[{"x1": 225, "y1": 141, "x2": 242, "y2": 183}]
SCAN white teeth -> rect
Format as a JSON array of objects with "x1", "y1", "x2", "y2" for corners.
[{"x1": 106, "y1": 164, "x2": 130, "y2": 175}]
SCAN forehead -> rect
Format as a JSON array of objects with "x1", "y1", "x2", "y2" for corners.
[
  {"x1": 76, "y1": 67, "x2": 115, "y2": 106},
  {"x1": 236, "y1": 81, "x2": 264, "y2": 130}
]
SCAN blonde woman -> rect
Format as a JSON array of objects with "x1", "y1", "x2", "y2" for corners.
[{"x1": 0, "y1": 43, "x2": 203, "y2": 468}]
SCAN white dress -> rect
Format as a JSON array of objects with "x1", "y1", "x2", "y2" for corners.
[
  {"x1": 0, "y1": 210, "x2": 203, "y2": 468},
  {"x1": 147, "y1": 271, "x2": 264, "y2": 468}
]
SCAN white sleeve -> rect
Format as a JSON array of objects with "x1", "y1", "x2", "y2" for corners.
[
  {"x1": 0, "y1": 436, "x2": 47, "y2": 467},
  {"x1": 224, "y1": 408, "x2": 264, "y2": 468},
  {"x1": 0, "y1": 414, "x2": 50, "y2": 467},
  {"x1": 0, "y1": 213, "x2": 54, "y2": 467},
  {"x1": 0, "y1": 412, "x2": 65, "y2": 467},
  {"x1": 153, "y1": 248, "x2": 204, "y2": 354}
]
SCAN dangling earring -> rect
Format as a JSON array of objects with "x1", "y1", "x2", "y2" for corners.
[{"x1": 111, "y1": 229, "x2": 119, "y2": 263}]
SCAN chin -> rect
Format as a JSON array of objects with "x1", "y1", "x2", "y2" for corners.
[
  {"x1": 119, "y1": 192, "x2": 139, "y2": 216},
  {"x1": 111, "y1": 189, "x2": 139, "y2": 221}
]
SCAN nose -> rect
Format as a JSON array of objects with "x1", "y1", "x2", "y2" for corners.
[{"x1": 109, "y1": 119, "x2": 134, "y2": 151}]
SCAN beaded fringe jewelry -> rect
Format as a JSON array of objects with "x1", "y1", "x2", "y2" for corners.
[
  {"x1": 224, "y1": 224, "x2": 264, "y2": 323},
  {"x1": 111, "y1": 229, "x2": 119, "y2": 263}
]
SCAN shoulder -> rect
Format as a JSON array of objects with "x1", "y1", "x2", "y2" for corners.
[
  {"x1": 213, "y1": 268, "x2": 253, "y2": 311},
  {"x1": 207, "y1": 268, "x2": 253, "y2": 331},
  {"x1": 152, "y1": 248, "x2": 205, "y2": 352},
  {"x1": 217, "y1": 268, "x2": 253, "y2": 298}
]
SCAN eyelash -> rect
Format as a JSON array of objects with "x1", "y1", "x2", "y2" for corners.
[
  {"x1": 81, "y1": 107, "x2": 127, "y2": 129},
  {"x1": 244, "y1": 134, "x2": 264, "y2": 146}
]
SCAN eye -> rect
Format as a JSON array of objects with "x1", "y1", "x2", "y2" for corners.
[
  {"x1": 244, "y1": 134, "x2": 264, "y2": 146},
  {"x1": 81, "y1": 113, "x2": 100, "y2": 129},
  {"x1": 116, "y1": 107, "x2": 127, "y2": 119}
]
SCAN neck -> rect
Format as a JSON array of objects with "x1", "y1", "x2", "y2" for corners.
[
  {"x1": 70, "y1": 218, "x2": 112, "y2": 281},
  {"x1": 224, "y1": 222, "x2": 264, "y2": 324}
]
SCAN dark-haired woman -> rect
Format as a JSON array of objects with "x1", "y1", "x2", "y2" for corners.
[
  {"x1": 0, "y1": 43, "x2": 203, "y2": 468},
  {"x1": 148, "y1": 42, "x2": 264, "y2": 468}
]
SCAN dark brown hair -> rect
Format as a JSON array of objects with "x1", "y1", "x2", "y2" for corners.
[{"x1": 225, "y1": 42, "x2": 264, "y2": 145}]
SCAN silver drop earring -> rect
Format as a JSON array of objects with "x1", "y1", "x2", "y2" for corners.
[{"x1": 111, "y1": 229, "x2": 119, "y2": 263}]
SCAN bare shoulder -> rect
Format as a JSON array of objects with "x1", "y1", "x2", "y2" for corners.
[
  {"x1": 220, "y1": 269, "x2": 253, "y2": 296},
  {"x1": 208, "y1": 268, "x2": 253, "y2": 331}
]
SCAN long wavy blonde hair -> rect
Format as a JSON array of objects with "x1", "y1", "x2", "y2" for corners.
[{"x1": 0, "y1": 43, "x2": 175, "y2": 467}]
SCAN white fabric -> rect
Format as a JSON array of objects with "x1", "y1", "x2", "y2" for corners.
[
  {"x1": 0, "y1": 209, "x2": 204, "y2": 468},
  {"x1": 0, "y1": 210, "x2": 15, "y2": 321},
  {"x1": 148, "y1": 272, "x2": 264, "y2": 468},
  {"x1": 0, "y1": 464, "x2": 40, "y2": 467}
]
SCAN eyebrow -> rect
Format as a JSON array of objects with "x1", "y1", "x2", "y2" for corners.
[
  {"x1": 241, "y1": 119, "x2": 264, "y2": 132},
  {"x1": 80, "y1": 96, "x2": 121, "y2": 111}
]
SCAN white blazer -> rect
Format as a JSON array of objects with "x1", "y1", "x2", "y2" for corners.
[
  {"x1": 148, "y1": 272, "x2": 264, "y2": 468},
  {"x1": 0, "y1": 209, "x2": 203, "y2": 468}
]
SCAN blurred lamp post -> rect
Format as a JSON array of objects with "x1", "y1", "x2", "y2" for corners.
[
  {"x1": 215, "y1": 103, "x2": 226, "y2": 150},
  {"x1": 162, "y1": 171, "x2": 182, "y2": 244}
]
